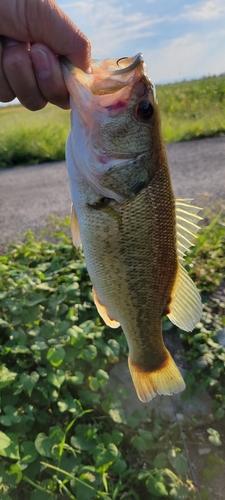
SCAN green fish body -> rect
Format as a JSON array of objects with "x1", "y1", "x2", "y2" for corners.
[{"x1": 62, "y1": 54, "x2": 202, "y2": 402}]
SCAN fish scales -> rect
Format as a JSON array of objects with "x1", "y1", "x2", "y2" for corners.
[
  {"x1": 62, "y1": 53, "x2": 202, "y2": 402},
  {"x1": 117, "y1": 169, "x2": 177, "y2": 367}
]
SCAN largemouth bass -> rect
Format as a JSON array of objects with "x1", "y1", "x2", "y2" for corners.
[{"x1": 62, "y1": 54, "x2": 202, "y2": 403}]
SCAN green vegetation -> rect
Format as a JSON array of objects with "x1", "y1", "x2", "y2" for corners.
[
  {"x1": 0, "y1": 74, "x2": 225, "y2": 168},
  {"x1": 0, "y1": 210, "x2": 224, "y2": 499},
  {"x1": 157, "y1": 75, "x2": 225, "y2": 142},
  {"x1": 0, "y1": 105, "x2": 69, "y2": 168}
]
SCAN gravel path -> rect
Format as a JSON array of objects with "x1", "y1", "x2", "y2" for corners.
[{"x1": 0, "y1": 136, "x2": 224, "y2": 252}]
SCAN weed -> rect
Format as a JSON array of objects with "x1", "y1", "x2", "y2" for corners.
[{"x1": 0, "y1": 209, "x2": 224, "y2": 499}]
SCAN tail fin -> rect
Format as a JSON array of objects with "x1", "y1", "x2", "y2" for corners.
[{"x1": 128, "y1": 351, "x2": 185, "y2": 403}]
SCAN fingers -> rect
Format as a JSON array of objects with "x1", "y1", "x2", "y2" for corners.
[
  {"x1": 0, "y1": 0, "x2": 92, "y2": 109},
  {"x1": 0, "y1": 0, "x2": 91, "y2": 72},
  {"x1": 0, "y1": 38, "x2": 15, "y2": 102},
  {"x1": 30, "y1": 44, "x2": 70, "y2": 109},
  {"x1": 27, "y1": 0, "x2": 92, "y2": 72},
  {"x1": 2, "y1": 37, "x2": 47, "y2": 110},
  {"x1": 1, "y1": 38, "x2": 70, "y2": 110}
]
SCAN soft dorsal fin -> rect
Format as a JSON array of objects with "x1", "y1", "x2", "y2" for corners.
[
  {"x1": 175, "y1": 198, "x2": 202, "y2": 262},
  {"x1": 92, "y1": 288, "x2": 120, "y2": 329},
  {"x1": 167, "y1": 199, "x2": 202, "y2": 331},
  {"x1": 71, "y1": 204, "x2": 81, "y2": 248},
  {"x1": 168, "y1": 263, "x2": 202, "y2": 331}
]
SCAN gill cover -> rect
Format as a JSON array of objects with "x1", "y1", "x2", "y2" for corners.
[{"x1": 62, "y1": 54, "x2": 156, "y2": 202}]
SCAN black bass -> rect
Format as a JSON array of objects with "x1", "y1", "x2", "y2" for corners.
[{"x1": 62, "y1": 54, "x2": 202, "y2": 402}]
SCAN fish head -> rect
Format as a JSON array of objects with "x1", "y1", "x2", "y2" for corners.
[{"x1": 62, "y1": 53, "x2": 166, "y2": 202}]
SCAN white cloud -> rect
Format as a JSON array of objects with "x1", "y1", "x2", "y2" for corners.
[
  {"x1": 58, "y1": 0, "x2": 225, "y2": 83},
  {"x1": 59, "y1": 1, "x2": 94, "y2": 15},
  {"x1": 144, "y1": 30, "x2": 225, "y2": 83},
  {"x1": 145, "y1": 33, "x2": 204, "y2": 83},
  {"x1": 58, "y1": 0, "x2": 167, "y2": 55},
  {"x1": 184, "y1": 0, "x2": 225, "y2": 20}
]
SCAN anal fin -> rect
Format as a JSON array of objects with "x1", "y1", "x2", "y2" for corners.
[
  {"x1": 168, "y1": 263, "x2": 202, "y2": 331},
  {"x1": 128, "y1": 351, "x2": 185, "y2": 403},
  {"x1": 71, "y1": 204, "x2": 81, "y2": 248},
  {"x1": 92, "y1": 288, "x2": 120, "y2": 329}
]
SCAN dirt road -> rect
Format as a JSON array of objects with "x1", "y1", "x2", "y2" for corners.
[{"x1": 0, "y1": 136, "x2": 224, "y2": 251}]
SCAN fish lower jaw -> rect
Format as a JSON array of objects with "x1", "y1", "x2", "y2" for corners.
[{"x1": 128, "y1": 351, "x2": 185, "y2": 403}]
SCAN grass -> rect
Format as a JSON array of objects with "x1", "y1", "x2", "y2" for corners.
[
  {"x1": 157, "y1": 76, "x2": 225, "y2": 142},
  {"x1": 0, "y1": 105, "x2": 69, "y2": 168},
  {"x1": 0, "y1": 209, "x2": 224, "y2": 500},
  {"x1": 0, "y1": 74, "x2": 225, "y2": 168}
]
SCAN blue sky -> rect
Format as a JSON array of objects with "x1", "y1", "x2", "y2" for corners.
[{"x1": 58, "y1": 0, "x2": 225, "y2": 84}]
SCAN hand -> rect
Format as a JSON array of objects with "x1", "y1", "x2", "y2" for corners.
[{"x1": 0, "y1": 0, "x2": 91, "y2": 110}]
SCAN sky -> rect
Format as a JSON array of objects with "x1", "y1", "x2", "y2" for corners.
[{"x1": 58, "y1": 0, "x2": 225, "y2": 84}]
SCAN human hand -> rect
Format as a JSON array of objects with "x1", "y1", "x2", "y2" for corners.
[{"x1": 0, "y1": 0, "x2": 91, "y2": 110}]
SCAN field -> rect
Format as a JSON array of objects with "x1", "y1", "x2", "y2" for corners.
[
  {"x1": 0, "y1": 105, "x2": 69, "y2": 169},
  {"x1": 157, "y1": 76, "x2": 225, "y2": 142},
  {"x1": 0, "y1": 74, "x2": 225, "y2": 168}
]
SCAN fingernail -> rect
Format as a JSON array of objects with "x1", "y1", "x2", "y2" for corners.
[
  {"x1": 2, "y1": 37, "x2": 21, "y2": 48},
  {"x1": 31, "y1": 47, "x2": 51, "y2": 79}
]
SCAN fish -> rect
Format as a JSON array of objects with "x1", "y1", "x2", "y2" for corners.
[{"x1": 61, "y1": 53, "x2": 202, "y2": 403}]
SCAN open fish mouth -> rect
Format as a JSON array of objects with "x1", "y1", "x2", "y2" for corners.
[
  {"x1": 60, "y1": 53, "x2": 151, "y2": 99},
  {"x1": 61, "y1": 52, "x2": 144, "y2": 76},
  {"x1": 92, "y1": 53, "x2": 144, "y2": 76},
  {"x1": 92, "y1": 53, "x2": 144, "y2": 75}
]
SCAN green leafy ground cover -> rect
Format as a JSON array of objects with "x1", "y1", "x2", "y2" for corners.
[
  {"x1": 0, "y1": 211, "x2": 225, "y2": 500},
  {"x1": 0, "y1": 74, "x2": 225, "y2": 168}
]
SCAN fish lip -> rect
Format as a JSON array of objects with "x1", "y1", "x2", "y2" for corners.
[
  {"x1": 112, "y1": 53, "x2": 144, "y2": 75},
  {"x1": 60, "y1": 53, "x2": 144, "y2": 76},
  {"x1": 60, "y1": 53, "x2": 148, "y2": 102}
]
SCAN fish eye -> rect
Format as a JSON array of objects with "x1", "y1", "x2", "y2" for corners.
[{"x1": 137, "y1": 100, "x2": 154, "y2": 120}]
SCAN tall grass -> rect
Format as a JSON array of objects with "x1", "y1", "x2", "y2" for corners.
[
  {"x1": 157, "y1": 76, "x2": 225, "y2": 142},
  {"x1": 0, "y1": 75, "x2": 225, "y2": 168},
  {"x1": 0, "y1": 104, "x2": 70, "y2": 168}
]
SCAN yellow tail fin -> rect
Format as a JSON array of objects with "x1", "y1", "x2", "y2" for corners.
[{"x1": 128, "y1": 351, "x2": 185, "y2": 403}]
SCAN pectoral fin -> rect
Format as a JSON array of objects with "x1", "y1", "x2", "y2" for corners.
[
  {"x1": 92, "y1": 288, "x2": 120, "y2": 329},
  {"x1": 71, "y1": 204, "x2": 81, "y2": 248},
  {"x1": 167, "y1": 262, "x2": 202, "y2": 331}
]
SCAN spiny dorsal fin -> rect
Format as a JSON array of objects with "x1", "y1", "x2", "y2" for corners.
[
  {"x1": 92, "y1": 288, "x2": 120, "y2": 329},
  {"x1": 175, "y1": 198, "x2": 202, "y2": 262},
  {"x1": 71, "y1": 204, "x2": 81, "y2": 248},
  {"x1": 168, "y1": 262, "x2": 202, "y2": 331}
]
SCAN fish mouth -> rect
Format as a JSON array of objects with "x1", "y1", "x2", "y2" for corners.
[
  {"x1": 61, "y1": 53, "x2": 144, "y2": 77},
  {"x1": 110, "y1": 53, "x2": 144, "y2": 75},
  {"x1": 61, "y1": 53, "x2": 149, "y2": 99}
]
